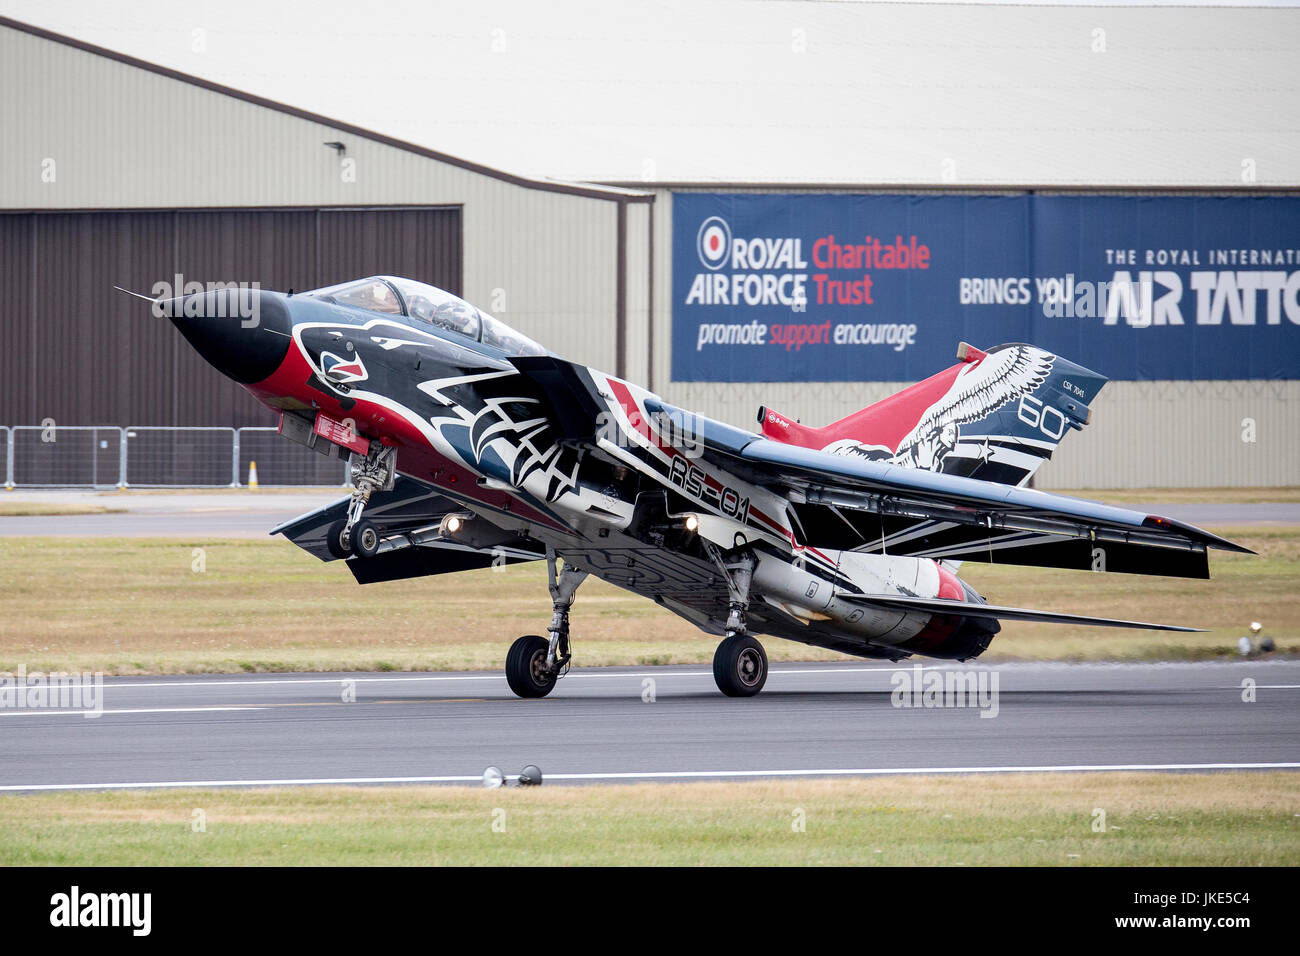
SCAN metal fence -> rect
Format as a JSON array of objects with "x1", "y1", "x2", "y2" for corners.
[{"x1": 2, "y1": 425, "x2": 351, "y2": 488}]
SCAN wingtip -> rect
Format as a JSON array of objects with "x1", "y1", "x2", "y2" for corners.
[
  {"x1": 1143, "y1": 514, "x2": 1254, "y2": 555},
  {"x1": 1207, "y1": 538, "x2": 1255, "y2": 555}
]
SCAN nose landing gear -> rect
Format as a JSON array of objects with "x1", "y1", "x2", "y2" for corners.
[{"x1": 325, "y1": 444, "x2": 396, "y2": 559}]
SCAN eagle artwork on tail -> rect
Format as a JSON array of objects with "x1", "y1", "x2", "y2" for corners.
[{"x1": 829, "y1": 344, "x2": 1056, "y2": 472}]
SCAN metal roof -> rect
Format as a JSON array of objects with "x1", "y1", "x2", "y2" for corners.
[
  {"x1": 2, "y1": 1, "x2": 1296, "y2": 188},
  {"x1": 0, "y1": 15, "x2": 651, "y2": 204}
]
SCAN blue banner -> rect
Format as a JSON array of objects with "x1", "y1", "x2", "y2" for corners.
[{"x1": 671, "y1": 193, "x2": 1300, "y2": 381}]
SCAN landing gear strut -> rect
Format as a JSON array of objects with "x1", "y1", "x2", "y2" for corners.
[
  {"x1": 505, "y1": 549, "x2": 588, "y2": 699},
  {"x1": 704, "y1": 544, "x2": 768, "y2": 697},
  {"x1": 326, "y1": 444, "x2": 396, "y2": 559}
]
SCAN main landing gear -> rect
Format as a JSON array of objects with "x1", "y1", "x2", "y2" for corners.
[
  {"x1": 326, "y1": 445, "x2": 396, "y2": 560},
  {"x1": 505, "y1": 549, "x2": 588, "y2": 699},
  {"x1": 704, "y1": 544, "x2": 768, "y2": 697},
  {"x1": 502, "y1": 544, "x2": 768, "y2": 700}
]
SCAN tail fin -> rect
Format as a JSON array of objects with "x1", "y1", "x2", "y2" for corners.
[{"x1": 757, "y1": 342, "x2": 1107, "y2": 486}]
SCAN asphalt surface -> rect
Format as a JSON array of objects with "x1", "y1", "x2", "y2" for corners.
[
  {"x1": 1, "y1": 660, "x2": 1296, "y2": 791},
  {"x1": 0, "y1": 511, "x2": 302, "y2": 537},
  {"x1": 1146, "y1": 502, "x2": 1300, "y2": 526},
  {"x1": 1, "y1": 491, "x2": 1295, "y2": 538},
  {"x1": 0, "y1": 490, "x2": 340, "y2": 538}
]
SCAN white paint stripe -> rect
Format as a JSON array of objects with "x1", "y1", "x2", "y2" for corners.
[
  {"x1": 544, "y1": 763, "x2": 1300, "y2": 780},
  {"x1": 56, "y1": 665, "x2": 922, "y2": 691},
  {"x1": 878, "y1": 520, "x2": 956, "y2": 550},
  {"x1": 2, "y1": 762, "x2": 1296, "y2": 792},
  {"x1": 912, "y1": 531, "x2": 1069, "y2": 560},
  {"x1": 0, "y1": 775, "x2": 486, "y2": 791},
  {"x1": 0, "y1": 706, "x2": 265, "y2": 717}
]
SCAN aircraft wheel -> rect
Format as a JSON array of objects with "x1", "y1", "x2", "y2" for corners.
[
  {"x1": 505, "y1": 635, "x2": 557, "y2": 699},
  {"x1": 325, "y1": 519, "x2": 351, "y2": 559},
  {"x1": 713, "y1": 634, "x2": 768, "y2": 697},
  {"x1": 351, "y1": 520, "x2": 381, "y2": 559}
]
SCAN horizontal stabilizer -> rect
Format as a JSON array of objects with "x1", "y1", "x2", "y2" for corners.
[
  {"x1": 270, "y1": 474, "x2": 544, "y2": 581},
  {"x1": 840, "y1": 593, "x2": 1203, "y2": 632}
]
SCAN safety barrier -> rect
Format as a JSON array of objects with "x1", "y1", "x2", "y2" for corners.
[
  {"x1": 2, "y1": 425, "x2": 350, "y2": 488},
  {"x1": 7, "y1": 425, "x2": 124, "y2": 488}
]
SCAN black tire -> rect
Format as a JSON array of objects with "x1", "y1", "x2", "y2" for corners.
[
  {"x1": 713, "y1": 634, "x2": 768, "y2": 697},
  {"x1": 325, "y1": 519, "x2": 351, "y2": 559},
  {"x1": 505, "y1": 635, "x2": 557, "y2": 699},
  {"x1": 351, "y1": 519, "x2": 381, "y2": 559}
]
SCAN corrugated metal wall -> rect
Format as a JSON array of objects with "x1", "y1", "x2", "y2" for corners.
[
  {"x1": 0, "y1": 214, "x2": 35, "y2": 427},
  {"x1": 0, "y1": 207, "x2": 461, "y2": 426},
  {"x1": 0, "y1": 23, "x2": 645, "y2": 378},
  {"x1": 622, "y1": 201, "x2": 652, "y2": 387},
  {"x1": 1034, "y1": 380, "x2": 1300, "y2": 489}
]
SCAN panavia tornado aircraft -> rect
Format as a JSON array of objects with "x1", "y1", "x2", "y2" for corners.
[{"x1": 147, "y1": 277, "x2": 1248, "y2": 698}]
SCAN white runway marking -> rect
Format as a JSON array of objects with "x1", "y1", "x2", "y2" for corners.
[
  {"x1": 28, "y1": 676, "x2": 508, "y2": 689},
  {"x1": 0, "y1": 706, "x2": 265, "y2": 717},
  {"x1": 61, "y1": 665, "x2": 924, "y2": 691},
  {"x1": 2, "y1": 762, "x2": 1296, "y2": 792},
  {"x1": 542, "y1": 763, "x2": 1300, "y2": 781}
]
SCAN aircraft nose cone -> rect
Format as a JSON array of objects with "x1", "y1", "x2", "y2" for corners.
[{"x1": 163, "y1": 287, "x2": 292, "y2": 384}]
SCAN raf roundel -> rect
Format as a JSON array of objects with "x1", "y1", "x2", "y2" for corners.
[{"x1": 696, "y1": 216, "x2": 731, "y2": 271}]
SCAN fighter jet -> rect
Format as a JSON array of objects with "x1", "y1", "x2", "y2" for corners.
[{"x1": 153, "y1": 277, "x2": 1249, "y2": 697}]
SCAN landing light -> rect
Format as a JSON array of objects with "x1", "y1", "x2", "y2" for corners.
[
  {"x1": 683, "y1": 514, "x2": 699, "y2": 533},
  {"x1": 441, "y1": 514, "x2": 464, "y2": 536}
]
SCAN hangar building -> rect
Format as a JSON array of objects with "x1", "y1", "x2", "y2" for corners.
[{"x1": 2, "y1": 9, "x2": 1297, "y2": 488}]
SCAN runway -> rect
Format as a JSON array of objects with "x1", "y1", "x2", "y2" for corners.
[
  {"x1": 1, "y1": 660, "x2": 1297, "y2": 791},
  {"x1": 0, "y1": 489, "x2": 339, "y2": 538}
]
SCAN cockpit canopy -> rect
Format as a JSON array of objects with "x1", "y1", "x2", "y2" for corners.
[{"x1": 304, "y1": 276, "x2": 548, "y2": 357}]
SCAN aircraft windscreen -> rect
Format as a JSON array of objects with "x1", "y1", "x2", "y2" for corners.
[
  {"x1": 308, "y1": 277, "x2": 403, "y2": 315},
  {"x1": 305, "y1": 277, "x2": 547, "y2": 356},
  {"x1": 384, "y1": 277, "x2": 482, "y2": 341},
  {"x1": 479, "y1": 313, "x2": 548, "y2": 356}
]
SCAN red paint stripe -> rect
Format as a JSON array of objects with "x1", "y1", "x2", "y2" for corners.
[
  {"x1": 609, "y1": 378, "x2": 695, "y2": 462},
  {"x1": 608, "y1": 379, "x2": 654, "y2": 443}
]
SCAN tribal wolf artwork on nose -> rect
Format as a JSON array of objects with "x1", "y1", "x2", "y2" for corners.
[{"x1": 295, "y1": 316, "x2": 579, "y2": 503}]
